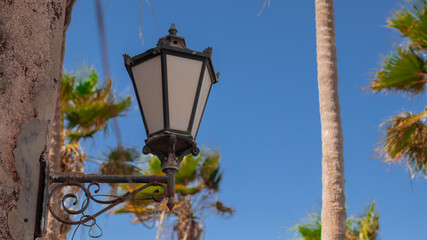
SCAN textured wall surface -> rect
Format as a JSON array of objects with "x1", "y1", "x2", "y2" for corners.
[
  {"x1": 8, "y1": 120, "x2": 49, "y2": 240},
  {"x1": 0, "y1": 0, "x2": 66, "y2": 239}
]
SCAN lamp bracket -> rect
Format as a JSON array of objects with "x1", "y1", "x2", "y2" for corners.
[
  {"x1": 36, "y1": 169, "x2": 170, "y2": 239},
  {"x1": 36, "y1": 134, "x2": 198, "y2": 239}
]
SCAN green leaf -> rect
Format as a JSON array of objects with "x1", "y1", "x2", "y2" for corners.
[
  {"x1": 61, "y1": 68, "x2": 131, "y2": 142},
  {"x1": 369, "y1": 48, "x2": 426, "y2": 95},
  {"x1": 388, "y1": 0, "x2": 427, "y2": 50},
  {"x1": 293, "y1": 202, "x2": 379, "y2": 240},
  {"x1": 175, "y1": 155, "x2": 200, "y2": 185},
  {"x1": 99, "y1": 147, "x2": 141, "y2": 175},
  {"x1": 112, "y1": 148, "x2": 233, "y2": 232}
]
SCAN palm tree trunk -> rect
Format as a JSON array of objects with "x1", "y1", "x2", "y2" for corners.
[
  {"x1": 45, "y1": 1, "x2": 76, "y2": 239},
  {"x1": 173, "y1": 197, "x2": 203, "y2": 240},
  {"x1": 46, "y1": 87, "x2": 64, "y2": 239},
  {"x1": 314, "y1": 0, "x2": 346, "y2": 239},
  {"x1": 156, "y1": 209, "x2": 167, "y2": 240}
]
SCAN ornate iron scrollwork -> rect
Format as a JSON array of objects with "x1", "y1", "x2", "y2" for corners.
[
  {"x1": 39, "y1": 134, "x2": 199, "y2": 239},
  {"x1": 48, "y1": 181, "x2": 166, "y2": 225},
  {"x1": 47, "y1": 179, "x2": 167, "y2": 238}
]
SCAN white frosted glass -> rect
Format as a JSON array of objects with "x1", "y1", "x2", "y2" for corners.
[
  {"x1": 191, "y1": 66, "x2": 212, "y2": 137},
  {"x1": 167, "y1": 55, "x2": 203, "y2": 132},
  {"x1": 131, "y1": 56, "x2": 164, "y2": 134}
]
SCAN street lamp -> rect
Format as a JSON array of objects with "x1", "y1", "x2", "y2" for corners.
[
  {"x1": 123, "y1": 23, "x2": 218, "y2": 210},
  {"x1": 38, "y1": 24, "x2": 218, "y2": 238}
]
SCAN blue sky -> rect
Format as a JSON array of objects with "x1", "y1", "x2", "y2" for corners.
[{"x1": 64, "y1": 0, "x2": 427, "y2": 239}]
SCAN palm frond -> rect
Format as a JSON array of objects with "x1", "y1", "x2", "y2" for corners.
[
  {"x1": 292, "y1": 212, "x2": 321, "y2": 240},
  {"x1": 346, "y1": 202, "x2": 379, "y2": 240},
  {"x1": 61, "y1": 69, "x2": 131, "y2": 142},
  {"x1": 113, "y1": 149, "x2": 232, "y2": 238},
  {"x1": 377, "y1": 109, "x2": 427, "y2": 175},
  {"x1": 211, "y1": 201, "x2": 234, "y2": 217},
  {"x1": 175, "y1": 155, "x2": 200, "y2": 185},
  {"x1": 175, "y1": 184, "x2": 203, "y2": 196},
  {"x1": 388, "y1": 0, "x2": 427, "y2": 50},
  {"x1": 368, "y1": 48, "x2": 426, "y2": 95},
  {"x1": 293, "y1": 202, "x2": 379, "y2": 240},
  {"x1": 146, "y1": 156, "x2": 164, "y2": 176},
  {"x1": 370, "y1": 0, "x2": 427, "y2": 179},
  {"x1": 99, "y1": 147, "x2": 141, "y2": 175},
  {"x1": 200, "y1": 153, "x2": 222, "y2": 191}
]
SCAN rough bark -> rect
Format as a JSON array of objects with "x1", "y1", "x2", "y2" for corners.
[
  {"x1": 174, "y1": 197, "x2": 202, "y2": 240},
  {"x1": 0, "y1": 0, "x2": 67, "y2": 239},
  {"x1": 45, "y1": 65, "x2": 65, "y2": 240},
  {"x1": 46, "y1": 1, "x2": 76, "y2": 239},
  {"x1": 314, "y1": 0, "x2": 346, "y2": 239}
]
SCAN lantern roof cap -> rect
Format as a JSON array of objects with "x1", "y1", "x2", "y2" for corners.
[
  {"x1": 124, "y1": 24, "x2": 219, "y2": 83},
  {"x1": 157, "y1": 24, "x2": 187, "y2": 48}
]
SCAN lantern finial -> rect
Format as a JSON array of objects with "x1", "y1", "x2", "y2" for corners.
[
  {"x1": 169, "y1": 24, "x2": 178, "y2": 36},
  {"x1": 157, "y1": 24, "x2": 186, "y2": 47}
]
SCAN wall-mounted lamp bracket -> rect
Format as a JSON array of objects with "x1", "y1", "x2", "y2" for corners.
[{"x1": 36, "y1": 133, "x2": 198, "y2": 239}]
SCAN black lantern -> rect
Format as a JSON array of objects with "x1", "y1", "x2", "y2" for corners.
[{"x1": 124, "y1": 24, "x2": 218, "y2": 158}]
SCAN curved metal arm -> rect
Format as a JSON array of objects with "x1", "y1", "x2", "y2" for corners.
[
  {"x1": 38, "y1": 134, "x2": 199, "y2": 238},
  {"x1": 48, "y1": 181, "x2": 167, "y2": 226}
]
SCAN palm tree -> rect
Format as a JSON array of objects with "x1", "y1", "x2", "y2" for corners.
[
  {"x1": 368, "y1": 0, "x2": 427, "y2": 176},
  {"x1": 346, "y1": 202, "x2": 379, "y2": 240},
  {"x1": 60, "y1": 67, "x2": 131, "y2": 171},
  {"x1": 294, "y1": 202, "x2": 379, "y2": 240},
  {"x1": 110, "y1": 149, "x2": 234, "y2": 240},
  {"x1": 47, "y1": 67, "x2": 131, "y2": 239},
  {"x1": 315, "y1": 0, "x2": 346, "y2": 238}
]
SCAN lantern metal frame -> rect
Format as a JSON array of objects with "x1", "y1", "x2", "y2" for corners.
[
  {"x1": 123, "y1": 24, "x2": 218, "y2": 141},
  {"x1": 35, "y1": 24, "x2": 218, "y2": 239}
]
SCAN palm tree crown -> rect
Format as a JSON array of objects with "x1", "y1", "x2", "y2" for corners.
[
  {"x1": 111, "y1": 149, "x2": 234, "y2": 240},
  {"x1": 294, "y1": 202, "x2": 379, "y2": 240},
  {"x1": 368, "y1": 0, "x2": 427, "y2": 176},
  {"x1": 60, "y1": 67, "x2": 131, "y2": 171}
]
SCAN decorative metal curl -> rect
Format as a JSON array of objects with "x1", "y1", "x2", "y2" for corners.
[
  {"x1": 70, "y1": 214, "x2": 103, "y2": 239},
  {"x1": 48, "y1": 181, "x2": 167, "y2": 227}
]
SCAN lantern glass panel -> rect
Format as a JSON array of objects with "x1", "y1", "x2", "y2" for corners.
[
  {"x1": 191, "y1": 66, "x2": 212, "y2": 137},
  {"x1": 166, "y1": 54, "x2": 203, "y2": 132},
  {"x1": 131, "y1": 56, "x2": 164, "y2": 135}
]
